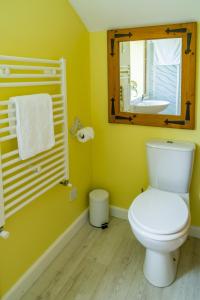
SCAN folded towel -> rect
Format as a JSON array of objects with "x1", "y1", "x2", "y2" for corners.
[{"x1": 10, "y1": 93, "x2": 55, "y2": 160}]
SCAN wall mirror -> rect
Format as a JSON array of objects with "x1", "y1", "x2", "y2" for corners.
[{"x1": 107, "y1": 23, "x2": 196, "y2": 129}]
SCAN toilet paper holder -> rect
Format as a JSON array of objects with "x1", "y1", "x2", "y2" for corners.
[
  {"x1": 70, "y1": 117, "x2": 94, "y2": 143},
  {"x1": 70, "y1": 117, "x2": 84, "y2": 137}
]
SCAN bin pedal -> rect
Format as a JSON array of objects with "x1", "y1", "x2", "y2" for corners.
[{"x1": 101, "y1": 223, "x2": 108, "y2": 229}]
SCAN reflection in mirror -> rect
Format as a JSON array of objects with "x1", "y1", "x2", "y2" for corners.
[{"x1": 119, "y1": 38, "x2": 182, "y2": 115}]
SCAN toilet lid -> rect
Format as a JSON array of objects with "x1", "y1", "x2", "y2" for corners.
[{"x1": 130, "y1": 188, "x2": 189, "y2": 235}]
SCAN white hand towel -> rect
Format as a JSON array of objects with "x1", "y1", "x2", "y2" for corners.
[
  {"x1": 10, "y1": 93, "x2": 55, "y2": 160},
  {"x1": 153, "y1": 38, "x2": 182, "y2": 66}
]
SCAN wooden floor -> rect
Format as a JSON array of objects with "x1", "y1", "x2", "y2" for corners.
[{"x1": 22, "y1": 218, "x2": 200, "y2": 300}]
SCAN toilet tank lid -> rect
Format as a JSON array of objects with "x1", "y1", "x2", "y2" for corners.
[{"x1": 146, "y1": 140, "x2": 195, "y2": 152}]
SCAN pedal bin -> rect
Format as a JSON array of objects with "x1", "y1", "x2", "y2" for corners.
[{"x1": 89, "y1": 189, "x2": 109, "y2": 228}]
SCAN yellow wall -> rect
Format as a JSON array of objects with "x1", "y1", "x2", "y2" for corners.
[
  {"x1": 0, "y1": 0, "x2": 92, "y2": 296},
  {"x1": 90, "y1": 27, "x2": 200, "y2": 225}
]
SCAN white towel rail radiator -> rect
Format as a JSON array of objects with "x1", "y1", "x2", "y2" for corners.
[{"x1": 0, "y1": 55, "x2": 69, "y2": 237}]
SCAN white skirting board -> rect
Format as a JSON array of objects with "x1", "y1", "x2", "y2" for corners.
[
  {"x1": 3, "y1": 209, "x2": 89, "y2": 300},
  {"x1": 110, "y1": 205, "x2": 200, "y2": 239},
  {"x1": 189, "y1": 226, "x2": 200, "y2": 239},
  {"x1": 110, "y1": 205, "x2": 128, "y2": 220}
]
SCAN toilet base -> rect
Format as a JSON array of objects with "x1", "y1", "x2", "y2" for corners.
[{"x1": 143, "y1": 248, "x2": 180, "y2": 287}]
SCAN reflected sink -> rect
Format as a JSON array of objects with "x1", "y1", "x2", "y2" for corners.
[{"x1": 132, "y1": 100, "x2": 170, "y2": 114}]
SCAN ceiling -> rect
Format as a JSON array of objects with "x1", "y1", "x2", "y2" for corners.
[{"x1": 69, "y1": 0, "x2": 200, "y2": 32}]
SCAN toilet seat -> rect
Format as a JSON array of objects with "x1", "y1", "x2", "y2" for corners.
[
  {"x1": 129, "y1": 213, "x2": 191, "y2": 241},
  {"x1": 129, "y1": 188, "x2": 189, "y2": 236}
]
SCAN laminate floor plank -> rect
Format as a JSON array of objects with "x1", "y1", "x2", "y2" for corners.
[
  {"x1": 21, "y1": 218, "x2": 200, "y2": 300},
  {"x1": 56, "y1": 218, "x2": 130, "y2": 300},
  {"x1": 21, "y1": 222, "x2": 101, "y2": 300}
]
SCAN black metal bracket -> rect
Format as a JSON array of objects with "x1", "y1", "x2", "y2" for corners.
[
  {"x1": 165, "y1": 119, "x2": 185, "y2": 125},
  {"x1": 114, "y1": 32, "x2": 133, "y2": 38},
  {"x1": 110, "y1": 38, "x2": 115, "y2": 56},
  {"x1": 165, "y1": 27, "x2": 187, "y2": 34},
  {"x1": 115, "y1": 115, "x2": 133, "y2": 121},
  {"x1": 185, "y1": 32, "x2": 192, "y2": 54},
  {"x1": 110, "y1": 32, "x2": 132, "y2": 56},
  {"x1": 164, "y1": 101, "x2": 191, "y2": 125},
  {"x1": 111, "y1": 97, "x2": 115, "y2": 115},
  {"x1": 165, "y1": 27, "x2": 192, "y2": 55},
  {"x1": 185, "y1": 101, "x2": 191, "y2": 121}
]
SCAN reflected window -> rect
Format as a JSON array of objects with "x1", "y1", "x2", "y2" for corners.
[{"x1": 120, "y1": 38, "x2": 182, "y2": 115}]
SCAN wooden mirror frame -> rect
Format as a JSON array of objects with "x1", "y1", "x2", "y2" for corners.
[{"x1": 107, "y1": 23, "x2": 196, "y2": 129}]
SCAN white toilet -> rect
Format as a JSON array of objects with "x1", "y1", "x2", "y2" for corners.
[{"x1": 128, "y1": 140, "x2": 195, "y2": 287}]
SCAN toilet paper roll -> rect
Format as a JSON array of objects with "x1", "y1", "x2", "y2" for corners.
[{"x1": 76, "y1": 127, "x2": 94, "y2": 143}]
